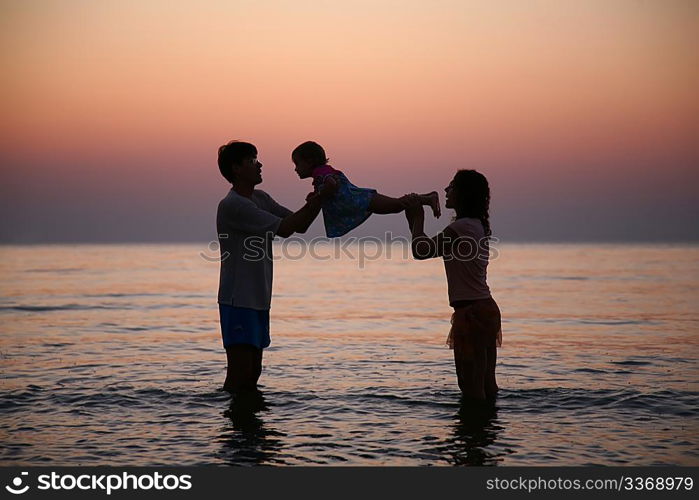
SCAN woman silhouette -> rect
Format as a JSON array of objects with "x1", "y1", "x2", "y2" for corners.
[{"x1": 405, "y1": 170, "x2": 502, "y2": 399}]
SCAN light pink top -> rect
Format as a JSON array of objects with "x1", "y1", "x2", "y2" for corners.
[{"x1": 443, "y1": 217, "x2": 491, "y2": 304}]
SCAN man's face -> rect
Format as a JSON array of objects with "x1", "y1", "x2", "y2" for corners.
[{"x1": 235, "y1": 155, "x2": 263, "y2": 185}]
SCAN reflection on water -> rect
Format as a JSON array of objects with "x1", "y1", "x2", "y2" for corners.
[
  {"x1": 218, "y1": 391, "x2": 285, "y2": 466},
  {"x1": 0, "y1": 243, "x2": 698, "y2": 465},
  {"x1": 218, "y1": 392, "x2": 509, "y2": 466},
  {"x1": 422, "y1": 397, "x2": 507, "y2": 466},
  {"x1": 448, "y1": 399, "x2": 503, "y2": 466}
]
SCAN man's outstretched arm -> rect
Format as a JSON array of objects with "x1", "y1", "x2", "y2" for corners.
[{"x1": 276, "y1": 177, "x2": 337, "y2": 237}]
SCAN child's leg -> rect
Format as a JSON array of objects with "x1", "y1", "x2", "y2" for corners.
[
  {"x1": 369, "y1": 191, "x2": 441, "y2": 217},
  {"x1": 368, "y1": 193, "x2": 406, "y2": 214},
  {"x1": 420, "y1": 191, "x2": 441, "y2": 218}
]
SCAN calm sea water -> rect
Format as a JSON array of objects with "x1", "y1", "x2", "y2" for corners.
[{"x1": 0, "y1": 243, "x2": 697, "y2": 466}]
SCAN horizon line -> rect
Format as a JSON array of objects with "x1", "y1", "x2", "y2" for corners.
[{"x1": 1, "y1": 239, "x2": 698, "y2": 246}]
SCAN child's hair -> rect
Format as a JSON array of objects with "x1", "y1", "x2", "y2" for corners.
[
  {"x1": 452, "y1": 169, "x2": 492, "y2": 237},
  {"x1": 292, "y1": 141, "x2": 328, "y2": 166},
  {"x1": 218, "y1": 140, "x2": 257, "y2": 183}
]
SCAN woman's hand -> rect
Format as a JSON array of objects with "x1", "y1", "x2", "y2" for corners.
[{"x1": 403, "y1": 193, "x2": 423, "y2": 218}]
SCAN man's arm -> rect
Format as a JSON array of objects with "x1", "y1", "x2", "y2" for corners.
[
  {"x1": 276, "y1": 177, "x2": 337, "y2": 237},
  {"x1": 266, "y1": 195, "x2": 294, "y2": 218},
  {"x1": 276, "y1": 196, "x2": 323, "y2": 237}
]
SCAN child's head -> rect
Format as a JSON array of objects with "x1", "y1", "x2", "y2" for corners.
[{"x1": 292, "y1": 141, "x2": 328, "y2": 179}]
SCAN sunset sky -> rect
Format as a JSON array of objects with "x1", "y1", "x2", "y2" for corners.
[{"x1": 1, "y1": 0, "x2": 697, "y2": 242}]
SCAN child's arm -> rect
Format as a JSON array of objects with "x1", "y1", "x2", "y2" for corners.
[{"x1": 313, "y1": 173, "x2": 340, "y2": 193}]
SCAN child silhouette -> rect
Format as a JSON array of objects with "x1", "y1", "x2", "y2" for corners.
[{"x1": 292, "y1": 141, "x2": 440, "y2": 237}]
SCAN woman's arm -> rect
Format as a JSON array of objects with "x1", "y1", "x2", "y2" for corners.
[{"x1": 405, "y1": 202, "x2": 456, "y2": 260}]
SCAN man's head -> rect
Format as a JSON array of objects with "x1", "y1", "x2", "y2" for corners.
[{"x1": 218, "y1": 141, "x2": 262, "y2": 186}]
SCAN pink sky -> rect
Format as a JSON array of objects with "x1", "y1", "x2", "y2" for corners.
[{"x1": 1, "y1": 0, "x2": 697, "y2": 242}]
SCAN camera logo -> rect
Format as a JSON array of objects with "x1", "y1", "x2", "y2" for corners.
[
  {"x1": 5, "y1": 472, "x2": 29, "y2": 495},
  {"x1": 200, "y1": 234, "x2": 230, "y2": 262}
]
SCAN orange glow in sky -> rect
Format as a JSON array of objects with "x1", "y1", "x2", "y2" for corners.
[{"x1": 1, "y1": 0, "x2": 697, "y2": 242}]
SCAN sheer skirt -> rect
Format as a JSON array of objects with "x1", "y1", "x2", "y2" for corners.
[{"x1": 447, "y1": 296, "x2": 502, "y2": 359}]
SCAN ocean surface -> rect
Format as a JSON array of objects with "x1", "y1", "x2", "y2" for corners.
[{"x1": 0, "y1": 242, "x2": 697, "y2": 466}]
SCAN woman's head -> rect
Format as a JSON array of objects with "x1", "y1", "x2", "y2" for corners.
[
  {"x1": 445, "y1": 169, "x2": 491, "y2": 236},
  {"x1": 292, "y1": 141, "x2": 328, "y2": 178}
]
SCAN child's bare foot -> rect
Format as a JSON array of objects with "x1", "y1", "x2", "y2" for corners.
[{"x1": 426, "y1": 191, "x2": 441, "y2": 218}]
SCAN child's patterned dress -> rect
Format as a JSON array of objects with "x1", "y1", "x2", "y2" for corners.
[{"x1": 312, "y1": 165, "x2": 377, "y2": 237}]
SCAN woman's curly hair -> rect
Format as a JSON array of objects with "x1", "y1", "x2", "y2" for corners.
[{"x1": 452, "y1": 169, "x2": 492, "y2": 237}]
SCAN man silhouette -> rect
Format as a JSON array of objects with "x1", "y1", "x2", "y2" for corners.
[{"x1": 216, "y1": 140, "x2": 334, "y2": 393}]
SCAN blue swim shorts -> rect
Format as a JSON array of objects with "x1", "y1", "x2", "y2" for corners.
[{"x1": 218, "y1": 304, "x2": 271, "y2": 350}]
